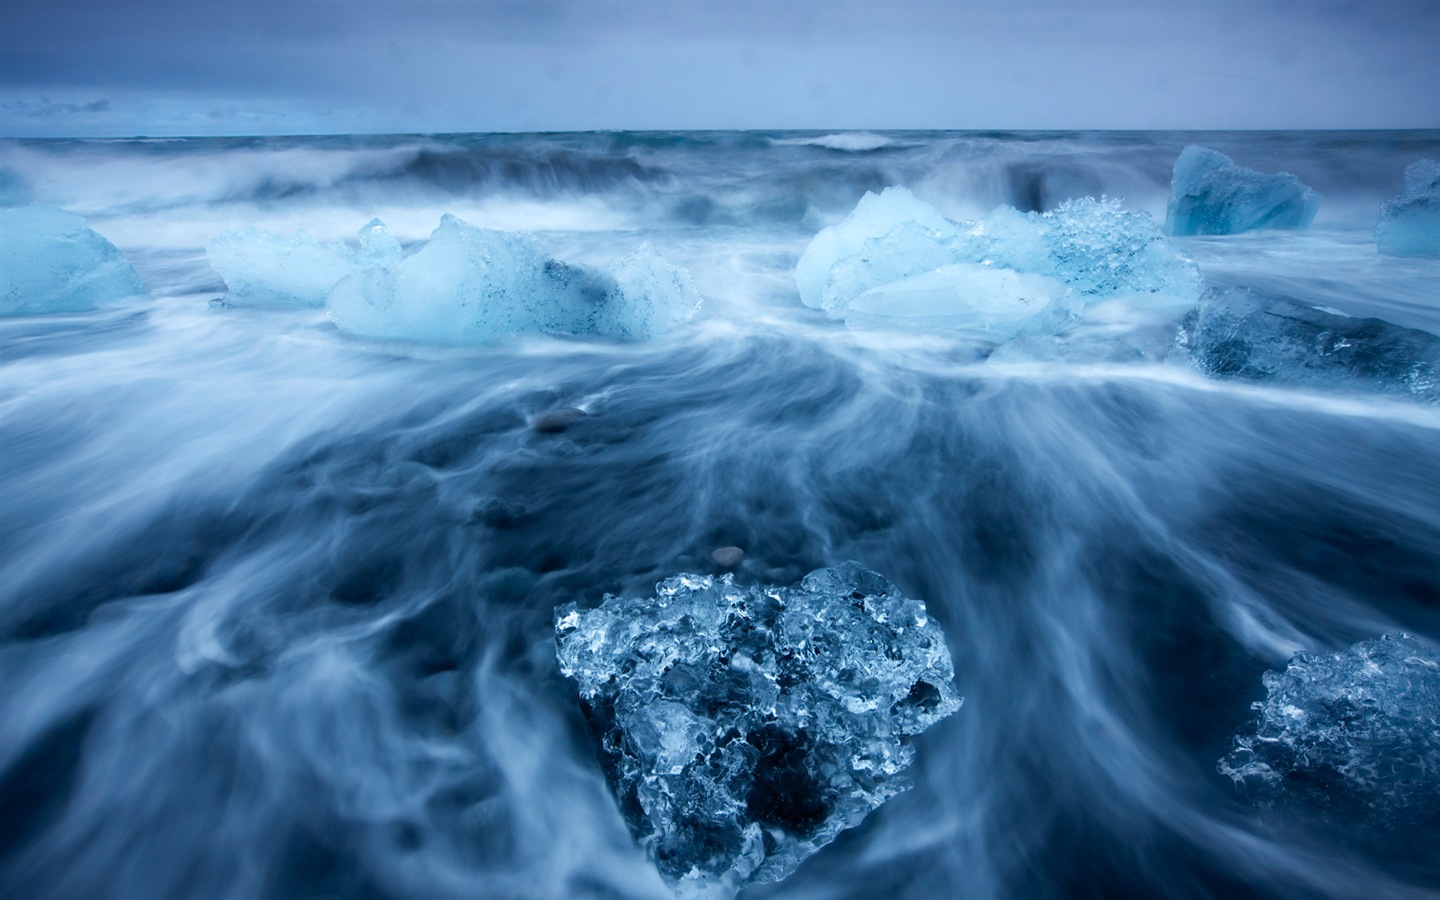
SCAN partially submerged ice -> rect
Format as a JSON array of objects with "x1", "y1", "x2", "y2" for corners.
[
  {"x1": 1219, "y1": 633, "x2": 1440, "y2": 841},
  {"x1": 1175, "y1": 288, "x2": 1440, "y2": 402},
  {"x1": 796, "y1": 187, "x2": 1199, "y2": 337},
  {"x1": 1375, "y1": 159, "x2": 1440, "y2": 258},
  {"x1": 555, "y1": 562, "x2": 961, "y2": 898},
  {"x1": 1164, "y1": 146, "x2": 1320, "y2": 236},
  {"x1": 1, "y1": 204, "x2": 147, "y2": 317},
  {"x1": 327, "y1": 214, "x2": 702, "y2": 343},
  {"x1": 207, "y1": 226, "x2": 359, "y2": 307}
]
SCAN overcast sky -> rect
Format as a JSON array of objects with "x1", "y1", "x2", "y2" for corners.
[{"x1": 2, "y1": 0, "x2": 1438, "y2": 136}]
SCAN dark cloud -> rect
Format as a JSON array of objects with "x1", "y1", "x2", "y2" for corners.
[
  {"x1": 1, "y1": 0, "x2": 1437, "y2": 135},
  {"x1": 1, "y1": 97, "x2": 110, "y2": 119}
]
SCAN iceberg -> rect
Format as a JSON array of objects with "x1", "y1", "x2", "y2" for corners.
[
  {"x1": 555, "y1": 562, "x2": 962, "y2": 898},
  {"x1": 1219, "y1": 633, "x2": 1440, "y2": 840},
  {"x1": 1164, "y1": 146, "x2": 1320, "y2": 236},
  {"x1": 1376, "y1": 159, "x2": 1440, "y2": 258},
  {"x1": 797, "y1": 189, "x2": 1199, "y2": 337},
  {"x1": 1, "y1": 204, "x2": 147, "y2": 317},
  {"x1": 327, "y1": 214, "x2": 701, "y2": 344},
  {"x1": 1176, "y1": 288, "x2": 1440, "y2": 402},
  {"x1": 207, "y1": 227, "x2": 357, "y2": 307}
]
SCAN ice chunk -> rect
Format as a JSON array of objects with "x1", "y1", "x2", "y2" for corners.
[
  {"x1": 1176, "y1": 288, "x2": 1440, "y2": 402},
  {"x1": 1219, "y1": 633, "x2": 1440, "y2": 841},
  {"x1": 1, "y1": 204, "x2": 146, "y2": 317},
  {"x1": 1376, "y1": 159, "x2": 1440, "y2": 258},
  {"x1": 844, "y1": 263, "x2": 1072, "y2": 336},
  {"x1": 326, "y1": 214, "x2": 700, "y2": 344},
  {"x1": 207, "y1": 228, "x2": 356, "y2": 307},
  {"x1": 799, "y1": 191, "x2": 1199, "y2": 337},
  {"x1": 1164, "y1": 146, "x2": 1320, "y2": 236},
  {"x1": 555, "y1": 562, "x2": 961, "y2": 898},
  {"x1": 795, "y1": 186, "x2": 958, "y2": 310}
]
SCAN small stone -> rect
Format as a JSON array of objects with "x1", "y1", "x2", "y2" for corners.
[
  {"x1": 710, "y1": 546, "x2": 745, "y2": 567},
  {"x1": 529, "y1": 407, "x2": 587, "y2": 434}
]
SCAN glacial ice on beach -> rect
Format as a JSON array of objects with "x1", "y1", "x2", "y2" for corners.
[
  {"x1": 1219, "y1": 633, "x2": 1440, "y2": 835},
  {"x1": 1375, "y1": 159, "x2": 1440, "y2": 258},
  {"x1": 1176, "y1": 288, "x2": 1440, "y2": 402},
  {"x1": 326, "y1": 214, "x2": 701, "y2": 343},
  {"x1": 797, "y1": 188, "x2": 1199, "y2": 336},
  {"x1": 207, "y1": 227, "x2": 357, "y2": 307},
  {"x1": 555, "y1": 562, "x2": 962, "y2": 897},
  {"x1": 0, "y1": 204, "x2": 147, "y2": 317},
  {"x1": 1164, "y1": 146, "x2": 1320, "y2": 236}
]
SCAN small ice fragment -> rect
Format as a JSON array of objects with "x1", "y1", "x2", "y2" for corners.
[
  {"x1": 1219, "y1": 634, "x2": 1440, "y2": 853},
  {"x1": 1376, "y1": 159, "x2": 1440, "y2": 258},
  {"x1": 555, "y1": 562, "x2": 962, "y2": 897},
  {"x1": 1, "y1": 204, "x2": 147, "y2": 317},
  {"x1": 1164, "y1": 146, "x2": 1320, "y2": 236}
]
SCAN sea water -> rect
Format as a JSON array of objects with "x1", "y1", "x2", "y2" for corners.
[{"x1": 2, "y1": 130, "x2": 1439, "y2": 899}]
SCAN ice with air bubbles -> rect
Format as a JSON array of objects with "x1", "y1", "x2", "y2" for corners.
[
  {"x1": 1, "y1": 204, "x2": 147, "y2": 317},
  {"x1": 555, "y1": 562, "x2": 962, "y2": 898},
  {"x1": 796, "y1": 187, "x2": 1199, "y2": 337}
]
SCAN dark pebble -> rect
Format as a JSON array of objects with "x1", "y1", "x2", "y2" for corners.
[
  {"x1": 710, "y1": 546, "x2": 745, "y2": 567},
  {"x1": 530, "y1": 407, "x2": 588, "y2": 434}
]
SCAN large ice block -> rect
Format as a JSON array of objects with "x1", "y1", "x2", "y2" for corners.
[
  {"x1": 1, "y1": 204, "x2": 147, "y2": 317},
  {"x1": 798, "y1": 190, "x2": 1199, "y2": 337},
  {"x1": 326, "y1": 214, "x2": 701, "y2": 344},
  {"x1": 1164, "y1": 146, "x2": 1320, "y2": 236},
  {"x1": 1176, "y1": 288, "x2": 1440, "y2": 402},
  {"x1": 555, "y1": 562, "x2": 962, "y2": 898},
  {"x1": 1375, "y1": 159, "x2": 1440, "y2": 258}
]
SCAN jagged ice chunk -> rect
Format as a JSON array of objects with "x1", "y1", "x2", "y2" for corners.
[
  {"x1": 1376, "y1": 159, "x2": 1440, "y2": 258},
  {"x1": 326, "y1": 214, "x2": 701, "y2": 344},
  {"x1": 1175, "y1": 288, "x2": 1440, "y2": 402},
  {"x1": 1219, "y1": 633, "x2": 1440, "y2": 843},
  {"x1": 555, "y1": 562, "x2": 962, "y2": 898},
  {"x1": 797, "y1": 189, "x2": 1198, "y2": 336},
  {"x1": 1164, "y1": 146, "x2": 1320, "y2": 236},
  {"x1": 1, "y1": 204, "x2": 146, "y2": 317}
]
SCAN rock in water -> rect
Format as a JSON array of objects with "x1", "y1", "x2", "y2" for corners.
[
  {"x1": 1219, "y1": 634, "x2": 1440, "y2": 860},
  {"x1": 1164, "y1": 146, "x2": 1320, "y2": 236},
  {"x1": 1376, "y1": 159, "x2": 1440, "y2": 258},
  {"x1": 1, "y1": 204, "x2": 147, "y2": 316},
  {"x1": 1176, "y1": 288, "x2": 1440, "y2": 402},
  {"x1": 555, "y1": 562, "x2": 962, "y2": 897}
]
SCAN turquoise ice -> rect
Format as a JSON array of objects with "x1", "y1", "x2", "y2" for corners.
[{"x1": 1164, "y1": 146, "x2": 1319, "y2": 236}]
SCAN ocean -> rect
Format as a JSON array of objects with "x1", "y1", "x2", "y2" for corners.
[{"x1": 2, "y1": 129, "x2": 1438, "y2": 899}]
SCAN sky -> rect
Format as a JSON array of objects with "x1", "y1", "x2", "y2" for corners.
[{"x1": 2, "y1": 0, "x2": 1438, "y2": 136}]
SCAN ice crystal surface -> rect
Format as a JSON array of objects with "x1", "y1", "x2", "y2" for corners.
[
  {"x1": 1176, "y1": 288, "x2": 1440, "y2": 402},
  {"x1": 555, "y1": 562, "x2": 962, "y2": 898},
  {"x1": 1219, "y1": 633, "x2": 1440, "y2": 834}
]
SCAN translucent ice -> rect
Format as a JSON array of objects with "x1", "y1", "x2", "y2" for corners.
[
  {"x1": 1219, "y1": 633, "x2": 1440, "y2": 838},
  {"x1": 326, "y1": 214, "x2": 701, "y2": 344},
  {"x1": 1375, "y1": 159, "x2": 1440, "y2": 258},
  {"x1": 1176, "y1": 288, "x2": 1440, "y2": 402},
  {"x1": 207, "y1": 227, "x2": 357, "y2": 307},
  {"x1": 1, "y1": 204, "x2": 147, "y2": 317},
  {"x1": 1164, "y1": 146, "x2": 1320, "y2": 236},
  {"x1": 0, "y1": 166, "x2": 34, "y2": 206},
  {"x1": 795, "y1": 186, "x2": 958, "y2": 311},
  {"x1": 555, "y1": 562, "x2": 962, "y2": 898},
  {"x1": 798, "y1": 189, "x2": 1198, "y2": 337}
]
